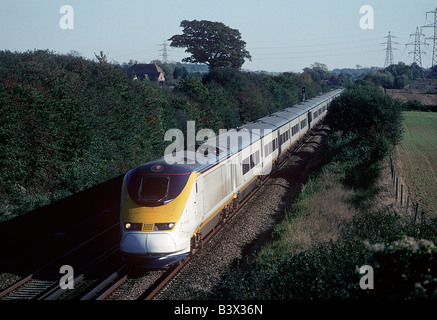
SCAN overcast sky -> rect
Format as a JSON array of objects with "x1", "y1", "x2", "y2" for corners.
[{"x1": 1, "y1": 0, "x2": 436, "y2": 72}]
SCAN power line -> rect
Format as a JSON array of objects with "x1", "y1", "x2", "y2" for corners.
[{"x1": 254, "y1": 48, "x2": 382, "y2": 60}]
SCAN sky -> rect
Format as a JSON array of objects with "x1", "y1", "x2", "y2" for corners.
[{"x1": 1, "y1": 0, "x2": 437, "y2": 72}]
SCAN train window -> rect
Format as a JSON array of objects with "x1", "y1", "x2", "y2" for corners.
[
  {"x1": 283, "y1": 130, "x2": 289, "y2": 142},
  {"x1": 195, "y1": 144, "x2": 222, "y2": 156},
  {"x1": 242, "y1": 157, "x2": 250, "y2": 175},
  {"x1": 250, "y1": 154, "x2": 255, "y2": 169},
  {"x1": 138, "y1": 176, "x2": 169, "y2": 201},
  {"x1": 265, "y1": 142, "x2": 273, "y2": 156}
]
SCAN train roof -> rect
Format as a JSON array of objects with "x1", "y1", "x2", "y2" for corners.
[
  {"x1": 239, "y1": 122, "x2": 275, "y2": 138},
  {"x1": 131, "y1": 89, "x2": 344, "y2": 175},
  {"x1": 271, "y1": 110, "x2": 300, "y2": 122},
  {"x1": 255, "y1": 113, "x2": 290, "y2": 128}
]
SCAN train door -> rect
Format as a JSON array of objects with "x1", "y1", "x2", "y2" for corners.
[
  {"x1": 195, "y1": 177, "x2": 203, "y2": 221},
  {"x1": 230, "y1": 155, "x2": 237, "y2": 191},
  {"x1": 308, "y1": 111, "x2": 312, "y2": 129}
]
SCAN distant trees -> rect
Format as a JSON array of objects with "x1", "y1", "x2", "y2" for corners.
[
  {"x1": 363, "y1": 61, "x2": 432, "y2": 89},
  {"x1": 168, "y1": 20, "x2": 252, "y2": 70}
]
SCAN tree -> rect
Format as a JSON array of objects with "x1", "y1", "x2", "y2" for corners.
[{"x1": 168, "y1": 20, "x2": 251, "y2": 70}]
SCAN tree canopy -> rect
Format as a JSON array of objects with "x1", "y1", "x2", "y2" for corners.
[{"x1": 168, "y1": 20, "x2": 251, "y2": 70}]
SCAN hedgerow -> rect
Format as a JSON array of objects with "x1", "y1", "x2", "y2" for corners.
[{"x1": 0, "y1": 50, "x2": 333, "y2": 220}]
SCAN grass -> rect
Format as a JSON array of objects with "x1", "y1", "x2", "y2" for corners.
[
  {"x1": 204, "y1": 132, "x2": 437, "y2": 300},
  {"x1": 202, "y1": 88, "x2": 437, "y2": 300},
  {"x1": 206, "y1": 158, "x2": 437, "y2": 300},
  {"x1": 397, "y1": 111, "x2": 437, "y2": 215}
]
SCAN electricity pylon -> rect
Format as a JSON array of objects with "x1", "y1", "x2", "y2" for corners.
[
  {"x1": 158, "y1": 41, "x2": 169, "y2": 63},
  {"x1": 383, "y1": 31, "x2": 398, "y2": 75},
  {"x1": 406, "y1": 27, "x2": 427, "y2": 88},
  {"x1": 406, "y1": 27, "x2": 427, "y2": 68},
  {"x1": 423, "y1": 7, "x2": 437, "y2": 67}
]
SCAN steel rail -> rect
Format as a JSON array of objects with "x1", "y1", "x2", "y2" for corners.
[
  {"x1": 142, "y1": 124, "x2": 321, "y2": 300},
  {"x1": 0, "y1": 223, "x2": 119, "y2": 299}
]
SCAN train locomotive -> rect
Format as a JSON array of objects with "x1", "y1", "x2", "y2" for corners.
[{"x1": 120, "y1": 89, "x2": 343, "y2": 268}]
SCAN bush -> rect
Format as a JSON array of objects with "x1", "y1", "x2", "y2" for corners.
[
  {"x1": 0, "y1": 50, "x2": 172, "y2": 219},
  {"x1": 328, "y1": 80, "x2": 403, "y2": 145},
  {"x1": 205, "y1": 80, "x2": 430, "y2": 301}
]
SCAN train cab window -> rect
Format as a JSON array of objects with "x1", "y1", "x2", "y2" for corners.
[{"x1": 138, "y1": 176, "x2": 169, "y2": 202}]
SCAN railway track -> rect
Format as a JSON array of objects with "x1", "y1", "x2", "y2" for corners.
[
  {"x1": 103, "y1": 127, "x2": 320, "y2": 301},
  {"x1": 0, "y1": 224, "x2": 123, "y2": 300},
  {"x1": 1, "y1": 125, "x2": 325, "y2": 301}
]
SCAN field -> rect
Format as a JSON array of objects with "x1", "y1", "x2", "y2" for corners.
[
  {"x1": 386, "y1": 89, "x2": 437, "y2": 106},
  {"x1": 397, "y1": 111, "x2": 437, "y2": 215}
]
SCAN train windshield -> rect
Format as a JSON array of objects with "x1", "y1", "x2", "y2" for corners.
[
  {"x1": 138, "y1": 176, "x2": 169, "y2": 202},
  {"x1": 126, "y1": 172, "x2": 190, "y2": 207}
]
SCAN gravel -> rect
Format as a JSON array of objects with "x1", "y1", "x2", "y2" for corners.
[{"x1": 154, "y1": 126, "x2": 330, "y2": 300}]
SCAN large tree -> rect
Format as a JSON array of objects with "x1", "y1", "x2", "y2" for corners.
[{"x1": 168, "y1": 20, "x2": 251, "y2": 70}]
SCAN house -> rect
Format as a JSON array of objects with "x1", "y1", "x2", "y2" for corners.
[{"x1": 129, "y1": 63, "x2": 165, "y2": 84}]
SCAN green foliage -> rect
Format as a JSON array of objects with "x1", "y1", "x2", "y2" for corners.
[
  {"x1": 364, "y1": 61, "x2": 431, "y2": 90},
  {"x1": 208, "y1": 204, "x2": 437, "y2": 300},
  {"x1": 401, "y1": 100, "x2": 437, "y2": 112},
  {"x1": 0, "y1": 50, "x2": 167, "y2": 219},
  {"x1": 328, "y1": 80, "x2": 403, "y2": 145},
  {"x1": 204, "y1": 79, "x2": 432, "y2": 300},
  {"x1": 168, "y1": 20, "x2": 252, "y2": 70},
  {"x1": 0, "y1": 50, "x2": 335, "y2": 220},
  {"x1": 324, "y1": 81, "x2": 402, "y2": 192},
  {"x1": 352, "y1": 236, "x2": 437, "y2": 299}
]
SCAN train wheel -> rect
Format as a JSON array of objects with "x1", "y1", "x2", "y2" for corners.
[{"x1": 190, "y1": 233, "x2": 203, "y2": 253}]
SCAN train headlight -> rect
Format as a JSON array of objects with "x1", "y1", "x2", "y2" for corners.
[
  {"x1": 154, "y1": 222, "x2": 175, "y2": 231},
  {"x1": 124, "y1": 222, "x2": 142, "y2": 231}
]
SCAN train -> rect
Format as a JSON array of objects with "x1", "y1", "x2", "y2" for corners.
[{"x1": 119, "y1": 88, "x2": 343, "y2": 268}]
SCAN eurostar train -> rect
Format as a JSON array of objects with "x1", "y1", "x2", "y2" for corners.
[{"x1": 120, "y1": 89, "x2": 343, "y2": 267}]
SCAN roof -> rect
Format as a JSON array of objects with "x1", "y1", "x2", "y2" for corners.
[{"x1": 129, "y1": 63, "x2": 165, "y2": 80}]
